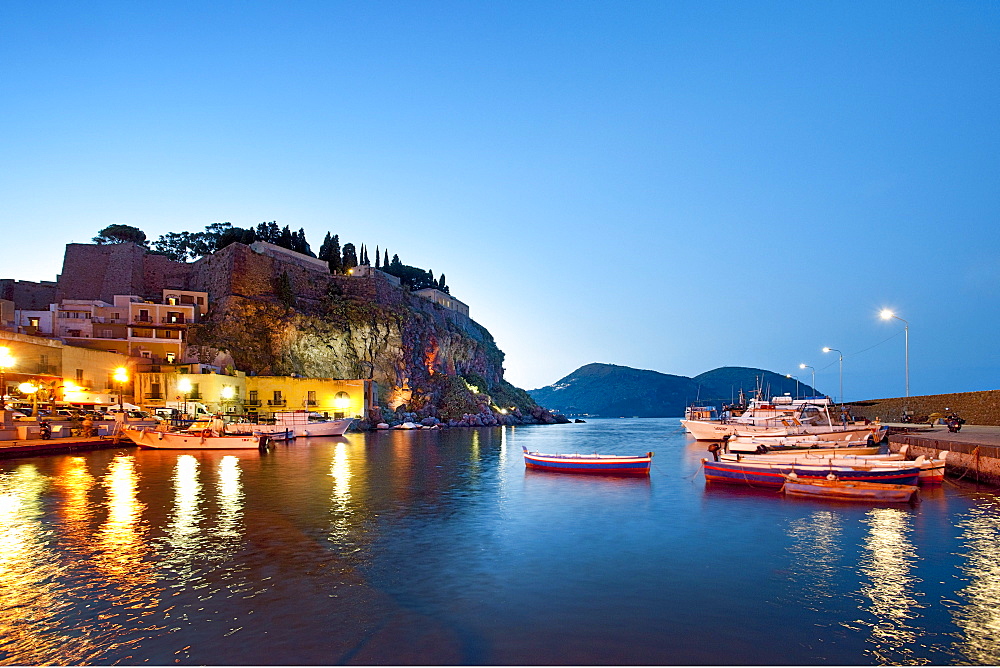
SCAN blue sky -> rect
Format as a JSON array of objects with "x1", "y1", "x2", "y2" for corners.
[{"x1": 2, "y1": 1, "x2": 998, "y2": 401}]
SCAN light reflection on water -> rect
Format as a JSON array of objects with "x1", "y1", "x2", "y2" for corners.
[
  {"x1": 859, "y1": 507, "x2": 923, "y2": 664},
  {"x1": 0, "y1": 420, "x2": 995, "y2": 664},
  {"x1": 953, "y1": 498, "x2": 1000, "y2": 663}
]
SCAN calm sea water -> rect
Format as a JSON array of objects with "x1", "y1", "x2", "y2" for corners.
[{"x1": 0, "y1": 418, "x2": 998, "y2": 665}]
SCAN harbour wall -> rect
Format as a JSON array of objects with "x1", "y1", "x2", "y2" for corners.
[
  {"x1": 888, "y1": 431, "x2": 1000, "y2": 487},
  {"x1": 848, "y1": 389, "x2": 1000, "y2": 425}
]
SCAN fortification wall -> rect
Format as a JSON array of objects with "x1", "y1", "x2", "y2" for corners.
[
  {"x1": 0, "y1": 280, "x2": 57, "y2": 310},
  {"x1": 849, "y1": 390, "x2": 1000, "y2": 425}
]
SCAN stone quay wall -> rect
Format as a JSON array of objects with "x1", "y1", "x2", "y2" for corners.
[
  {"x1": 888, "y1": 435, "x2": 1000, "y2": 486},
  {"x1": 848, "y1": 390, "x2": 1000, "y2": 425}
]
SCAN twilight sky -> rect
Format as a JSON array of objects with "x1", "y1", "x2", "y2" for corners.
[{"x1": 2, "y1": 1, "x2": 998, "y2": 402}]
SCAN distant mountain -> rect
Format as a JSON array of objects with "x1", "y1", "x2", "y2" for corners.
[{"x1": 528, "y1": 363, "x2": 820, "y2": 417}]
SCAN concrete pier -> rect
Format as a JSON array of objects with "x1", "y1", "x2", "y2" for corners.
[
  {"x1": 0, "y1": 435, "x2": 132, "y2": 459},
  {"x1": 888, "y1": 425, "x2": 1000, "y2": 486}
]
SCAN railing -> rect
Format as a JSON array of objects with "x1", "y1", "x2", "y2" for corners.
[
  {"x1": 267, "y1": 399, "x2": 287, "y2": 406},
  {"x1": 245, "y1": 399, "x2": 261, "y2": 407},
  {"x1": 144, "y1": 393, "x2": 164, "y2": 400},
  {"x1": 133, "y1": 316, "x2": 154, "y2": 323},
  {"x1": 306, "y1": 399, "x2": 318, "y2": 406},
  {"x1": 161, "y1": 316, "x2": 187, "y2": 324}
]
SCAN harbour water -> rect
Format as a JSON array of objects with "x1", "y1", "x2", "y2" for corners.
[{"x1": 0, "y1": 418, "x2": 998, "y2": 665}]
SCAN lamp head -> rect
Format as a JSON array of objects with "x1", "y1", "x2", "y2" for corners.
[
  {"x1": 799, "y1": 363, "x2": 807, "y2": 369},
  {"x1": 880, "y1": 309, "x2": 894, "y2": 320},
  {"x1": 822, "y1": 347, "x2": 832, "y2": 353},
  {"x1": 113, "y1": 367, "x2": 128, "y2": 383}
]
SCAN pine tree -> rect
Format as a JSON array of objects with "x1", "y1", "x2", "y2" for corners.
[
  {"x1": 278, "y1": 225, "x2": 293, "y2": 250},
  {"x1": 296, "y1": 228, "x2": 314, "y2": 256}
]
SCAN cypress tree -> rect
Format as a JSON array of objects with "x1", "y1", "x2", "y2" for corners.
[
  {"x1": 342, "y1": 243, "x2": 358, "y2": 271},
  {"x1": 374, "y1": 245, "x2": 380, "y2": 269},
  {"x1": 383, "y1": 249, "x2": 390, "y2": 268},
  {"x1": 327, "y1": 234, "x2": 342, "y2": 274},
  {"x1": 318, "y1": 232, "x2": 332, "y2": 261}
]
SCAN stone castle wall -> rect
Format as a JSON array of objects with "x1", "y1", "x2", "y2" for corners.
[
  {"x1": 0, "y1": 279, "x2": 57, "y2": 310},
  {"x1": 849, "y1": 390, "x2": 1000, "y2": 425}
]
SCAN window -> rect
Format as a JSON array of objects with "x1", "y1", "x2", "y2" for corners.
[
  {"x1": 165, "y1": 352, "x2": 175, "y2": 363},
  {"x1": 28, "y1": 317, "x2": 39, "y2": 328},
  {"x1": 68, "y1": 329, "x2": 82, "y2": 337},
  {"x1": 307, "y1": 390, "x2": 317, "y2": 406},
  {"x1": 248, "y1": 390, "x2": 259, "y2": 406},
  {"x1": 99, "y1": 329, "x2": 113, "y2": 338},
  {"x1": 75, "y1": 369, "x2": 83, "y2": 384}
]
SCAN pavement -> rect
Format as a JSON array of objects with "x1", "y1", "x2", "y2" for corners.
[{"x1": 888, "y1": 424, "x2": 1000, "y2": 446}]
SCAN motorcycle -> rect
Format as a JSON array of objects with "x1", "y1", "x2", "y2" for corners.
[
  {"x1": 39, "y1": 421, "x2": 52, "y2": 440},
  {"x1": 947, "y1": 414, "x2": 963, "y2": 433}
]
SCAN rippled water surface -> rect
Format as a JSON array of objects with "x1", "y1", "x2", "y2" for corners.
[{"x1": 0, "y1": 418, "x2": 998, "y2": 665}]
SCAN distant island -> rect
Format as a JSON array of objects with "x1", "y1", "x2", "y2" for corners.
[{"x1": 528, "y1": 363, "x2": 820, "y2": 418}]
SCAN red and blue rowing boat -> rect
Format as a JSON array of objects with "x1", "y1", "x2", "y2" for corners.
[
  {"x1": 702, "y1": 458, "x2": 920, "y2": 488},
  {"x1": 522, "y1": 446, "x2": 653, "y2": 475}
]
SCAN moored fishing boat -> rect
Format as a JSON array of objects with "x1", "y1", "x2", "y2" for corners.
[
  {"x1": 701, "y1": 457, "x2": 920, "y2": 488},
  {"x1": 719, "y1": 452, "x2": 945, "y2": 484},
  {"x1": 227, "y1": 411, "x2": 354, "y2": 438},
  {"x1": 780, "y1": 476, "x2": 919, "y2": 503},
  {"x1": 522, "y1": 446, "x2": 652, "y2": 475},
  {"x1": 683, "y1": 395, "x2": 883, "y2": 442},
  {"x1": 123, "y1": 426, "x2": 262, "y2": 449},
  {"x1": 725, "y1": 433, "x2": 878, "y2": 454}
]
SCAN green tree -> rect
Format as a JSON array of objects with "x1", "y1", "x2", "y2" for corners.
[
  {"x1": 342, "y1": 243, "x2": 358, "y2": 271},
  {"x1": 318, "y1": 232, "x2": 332, "y2": 261},
  {"x1": 327, "y1": 234, "x2": 342, "y2": 274},
  {"x1": 276, "y1": 271, "x2": 296, "y2": 308},
  {"x1": 374, "y1": 245, "x2": 380, "y2": 269},
  {"x1": 93, "y1": 224, "x2": 148, "y2": 246}
]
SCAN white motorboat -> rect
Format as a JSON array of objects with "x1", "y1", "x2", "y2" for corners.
[
  {"x1": 227, "y1": 411, "x2": 354, "y2": 438},
  {"x1": 682, "y1": 395, "x2": 883, "y2": 442},
  {"x1": 123, "y1": 426, "x2": 261, "y2": 449}
]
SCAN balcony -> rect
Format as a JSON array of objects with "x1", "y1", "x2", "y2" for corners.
[
  {"x1": 133, "y1": 316, "x2": 155, "y2": 323},
  {"x1": 267, "y1": 399, "x2": 287, "y2": 407},
  {"x1": 161, "y1": 316, "x2": 188, "y2": 324},
  {"x1": 245, "y1": 399, "x2": 261, "y2": 407},
  {"x1": 306, "y1": 399, "x2": 318, "y2": 406},
  {"x1": 144, "y1": 393, "x2": 164, "y2": 400}
]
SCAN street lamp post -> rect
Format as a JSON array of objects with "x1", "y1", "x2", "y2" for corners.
[
  {"x1": 18, "y1": 383, "x2": 38, "y2": 417},
  {"x1": 799, "y1": 364, "x2": 816, "y2": 395},
  {"x1": 113, "y1": 367, "x2": 128, "y2": 412},
  {"x1": 822, "y1": 347, "x2": 844, "y2": 405},
  {"x1": 177, "y1": 377, "x2": 192, "y2": 419},
  {"x1": 880, "y1": 309, "x2": 910, "y2": 404},
  {"x1": 0, "y1": 347, "x2": 14, "y2": 411},
  {"x1": 785, "y1": 374, "x2": 800, "y2": 399}
]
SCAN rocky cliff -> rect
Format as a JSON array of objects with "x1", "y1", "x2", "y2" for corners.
[
  {"x1": 52, "y1": 242, "x2": 540, "y2": 425},
  {"x1": 180, "y1": 243, "x2": 538, "y2": 424}
]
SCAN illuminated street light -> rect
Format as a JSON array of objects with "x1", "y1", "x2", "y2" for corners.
[
  {"x1": 822, "y1": 347, "x2": 844, "y2": 405},
  {"x1": 799, "y1": 364, "x2": 816, "y2": 395},
  {"x1": 177, "y1": 376, "x2": 192, "y2": 418},
  {"x1": 18, "y1": 382, "x2": 39, "y2": 416},
  {"x1": 113, "y1": 366, "x2": 128, "y2": 412},
  {"x1": 785, "y1": 374, "x2": 800, "y2": 399},
  {"x1": 0, "y1": 347, "x2": 14, "y2": 410},
  {"x1": 880, "y1": 309, "x2": 910, "y2": 402}
]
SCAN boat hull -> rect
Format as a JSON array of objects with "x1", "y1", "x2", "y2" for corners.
[
  {"x1": 124, "y1": 427, "x2": 261, "y2": 450},
  {"x1": 522, "y1": 447, "x2": 652, "y2": 475},
  {"x1": 781, "y1": 479, "x2": 918, "y2": 503},
  {"x1": 702, "y1": 459, "x2": 920, "y2": 488}
]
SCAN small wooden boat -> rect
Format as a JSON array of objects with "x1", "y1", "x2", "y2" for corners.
[
  {"x1": 702, "y1": 458, "x2": 920, "y2": 488},
  {"x1": 522, "y1": 446, "x2": 652, "y2": 475},
  {"x1": 123, "y1": 426, "x2": 262, "y2": 450},
  {"x1": 781, "y1": 476, "x2": 919, "y2": 503},
  {"x1": 719, "y1": 452, "x2": 945, "y2": 485}
]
